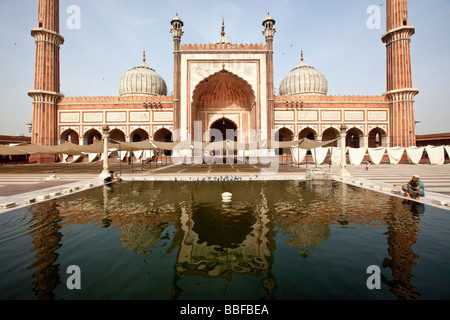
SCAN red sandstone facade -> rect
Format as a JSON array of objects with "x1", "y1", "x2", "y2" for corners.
[
  {"x1": 29, "y1": 0, "x2": 418, "y2": 162},
  {"x1": 382, "y1": 0, "x2": 419, "y2": 147}
]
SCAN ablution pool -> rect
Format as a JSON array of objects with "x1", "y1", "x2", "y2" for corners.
[{"x1": 0, "y1": 179, "x2": 449, "y2": 300}]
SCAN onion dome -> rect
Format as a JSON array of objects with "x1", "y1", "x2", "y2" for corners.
[
  {"x1": 279, "y1": 51, "x2": 328, "y2": 96},
  {"x1": 119, "y1": 51, "x2": 167, "y2": 96}
]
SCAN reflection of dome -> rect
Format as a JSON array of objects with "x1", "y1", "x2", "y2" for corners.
[
  {"x1": 192, "y1": 204, "x2": 257, "y2": 249},
  {"x1": 279, "y1": 51, "x2": 328, "y2": 96},
  {"x1": 119, "y1": 52, "x2": 167, "y2": 96}
]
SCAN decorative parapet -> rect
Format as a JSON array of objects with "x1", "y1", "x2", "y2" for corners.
[
  {"x1": 59, "y1": 95, "x2": 174, "y2": 105},
  {"x1": 180, "y1": 43, "x2": 268, "y2": 51},
  {"x1": 275, "y1": 94, "x2": 389, "y2": 103}
]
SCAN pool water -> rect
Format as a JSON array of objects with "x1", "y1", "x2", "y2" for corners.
[{"x1": 0, "y1": 180, "x2": 449, "y2": 300}]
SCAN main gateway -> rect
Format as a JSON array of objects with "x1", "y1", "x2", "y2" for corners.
[{"x1": 29, "y1": 0, "x2": 418, "y2": 162}]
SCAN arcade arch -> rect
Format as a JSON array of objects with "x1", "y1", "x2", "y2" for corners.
[
  {"x1": 84, "y1": 129, "x2": 102, "y2": 145},
  {"x1": 61, "y1": 129, "x2": 79, "y2": 145},
  {"x1": 110, "y1": 129, "x2": 126, "y2": 142},
  {"x1": 131, "y1": 128, "x2": 149, "y2": 142},
  {"x1": 368, "y1": 127, "x2": 387, "y2": 148},
  {"x1": 275, "y1": 127, "x2": 294, "y2": 155},
  {"x1": 153, "y1": 128, "x2": 173, "y2": 143},
  {"x1": 298, "y1": 127, "x2": 317, "y2": 141},
  {"x1": 346, "y1": 127, "x2": 364, "y2": 149},
  {"x1": 153, "y1": 128, "x2": 173, "y2": 156},
  {"x1": 322, "y1": 127, "x2": 339, "y2": 147}
]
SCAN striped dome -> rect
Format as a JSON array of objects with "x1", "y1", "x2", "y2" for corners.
[
  {"x1": 279, "y1": 53, "x2": 328, "y2": 96},
  {"x1": 119, "y1": 54, "x2": 167, "y2": 97}
]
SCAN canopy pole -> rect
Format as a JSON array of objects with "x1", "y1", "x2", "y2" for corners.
[
  {"x1": 119, "y1": 143, "x2": 122, "y2": 176},
  {"x1": 100, "y1": 125, "x2": 110, "y2": 177},
  {"x1": 314, "y1": 148, "x2": 317, "y2": 168}
]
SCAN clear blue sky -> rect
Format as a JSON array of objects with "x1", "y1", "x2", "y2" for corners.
[{"x1": 0, "y1": 0, "x2": 449, "y2": 136}]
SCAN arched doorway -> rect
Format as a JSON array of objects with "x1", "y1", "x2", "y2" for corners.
[
  {"x1": 346, "y1": 127, "x2": 363, "y2": 149},
  {"x1": 209, "y1": 117, "x2": 238, "y2": 142},
  {"x1": 84, "y1": 129, "x2": 102, "y2": 145},
  {"x1": 322, "y1": 127, "x2": 339, "y2": 147},
  {"x1": 154, "y1": 128, "x2": 173, "y2": 156},
  {"x1": 275, "y1": 127, "x2": 294, "y2": 155},
  {"x1": 299, "y1": 127, "x2": 317, "y2": 141},
  {"x1": 153, "y1": 128, "x2": 173, "y2": 142},
  {"x1": 368, "y1": 128, "x2": 386, "y2": 148},
  {"x1": 131, "y1": 128, "x2": 149, "y2": 142},
  {"x1": 61, "y1": 129, "x2": 79, "y2": 145},
  {"x1": 110, "y1": 129, "x2": 126, "y2": 142}
]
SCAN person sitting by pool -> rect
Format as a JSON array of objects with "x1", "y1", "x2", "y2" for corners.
[
  {"x1": 104, "y1": 170, "x2": 117, "y2": 184},
  {"x1": 393, "y1": 175, "x2": 425, "y2": 200}
]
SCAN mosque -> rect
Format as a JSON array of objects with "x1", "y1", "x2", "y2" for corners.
[{"x1": 28, "y1": 0, "x2": 418, "y2": 162}]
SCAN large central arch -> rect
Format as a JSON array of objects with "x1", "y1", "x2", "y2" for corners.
[
  {"x1": 193, "y1": 70, "x2": 255, "y2": 109},
  {"x1": 192, "y1": 70, "x2": 256, "y2": 142}
]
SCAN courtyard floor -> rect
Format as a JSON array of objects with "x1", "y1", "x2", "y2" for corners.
[{"x1": 1, "y1": 160, "x2": 449, "y2": 212}]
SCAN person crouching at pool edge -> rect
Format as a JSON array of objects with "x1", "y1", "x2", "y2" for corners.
[
  {"x1": 393, "y1": 175, "x2": 425, "y2": 200},
  {"x1": 104, "y1": 170, "x2": 122, "y2": 183}
]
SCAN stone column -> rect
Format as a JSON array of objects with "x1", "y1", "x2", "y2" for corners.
[
  {"x1": 339, "y1": 124, "x2": 351, "y2": 177},
  {"x1": 100, "y1": 125, "x2": 110, "y2": 177}
]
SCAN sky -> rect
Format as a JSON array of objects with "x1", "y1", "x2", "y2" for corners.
[{"x1": 0, "y1": 0, "x2": 449, "y2": 136}]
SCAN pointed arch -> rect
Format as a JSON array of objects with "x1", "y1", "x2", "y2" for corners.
[
  {"x1": 153, "y1": 127, "x2": 173, "y2": 142},
  {"x1": 322, "y1": 127, "x2": 339, "y2": 147},
  {"x1": 368, "y1": 127, "x2": 387, "y2": 148},
  {"x1": 275, "y1": 127, "x2": 294, "y2": 155},
  {"x1": 130, "y1": 128, "x2": 149, "y2": 142},
  {"x1": 346, "y1": 127, "x2": 364, "y2": 149},
  {"x1": 298, "y1": 127, "x2": 317, "y2": 140},
  {"x1": 61, "y1": 129, "x2": 79, "y2": 145},
  {"x1": 209, "y1": 117, "x2": 238, "y2": 142},
  {"x1": 192, "y1": 70, "x2": 256, "y2": 109},
  {"x1": 84, "y1": 128, "x2": 102, "y2": 145},
  {"x1": 110, "y1": 128, "x2": 126, "y2": 142}
]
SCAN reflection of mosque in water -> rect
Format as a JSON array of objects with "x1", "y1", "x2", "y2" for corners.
[
  {"x1": 174, "y1": 187, "x2": 277, "y2": 298},
  {"x1": 25, "y1": 180, "x2": 425, "y2": 300}
]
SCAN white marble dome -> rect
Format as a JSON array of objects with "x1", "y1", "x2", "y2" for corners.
[
  {"x1": 279, "y1": 52, "x2": 328, "y2": 96},
  {"x1": 119, "y1": 53, "x2": 167, "y2": 97}
]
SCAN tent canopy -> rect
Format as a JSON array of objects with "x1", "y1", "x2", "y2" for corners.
[
  {"x1": 0, "y1": 144, "x2": 30, "y2": 155},
  {"x1": 111, "y1": 140, "x2": 156, "y2": 151},
  {"x1": 0, "y1": 137, "x2": 339, "y2": 156}
]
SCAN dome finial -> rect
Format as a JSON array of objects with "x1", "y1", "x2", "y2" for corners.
[
  {"x1": 301, "y1": 49, "x2": 304, "y2": 62},
  {"x1": 221, "y1": 17, "x2": 225, "y2": 37},
  {"x1": 216, "y1": 16, "x2": 230, "y2": 44},
  {"x1": 143, "y1": 49, "x2": 146, "y2": 63}
]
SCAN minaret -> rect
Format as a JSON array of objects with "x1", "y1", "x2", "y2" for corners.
[
  {"x1": 28, "y1": 0, "x2": 64, "y2": 161},
  {"x1": 170, "y1": 13, "x2": 184, "y2": 141},
  {"x1": 382, "y1": 0, "x2": 419, "y2": 147},
  {"x1": 262, "y1": 12, "x2": 276, "y2": 140}
]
